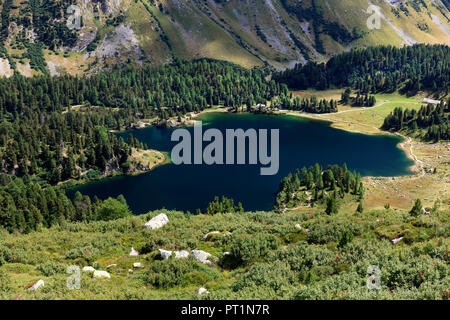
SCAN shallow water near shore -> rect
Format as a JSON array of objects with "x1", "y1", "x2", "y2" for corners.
[{"x1": 67, "y1": 112, "x2": 414, "y2": 213}]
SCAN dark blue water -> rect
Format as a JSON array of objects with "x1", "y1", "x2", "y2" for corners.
[{"x1": 67, "y1": 113, "x2": 413, "y2": 213}]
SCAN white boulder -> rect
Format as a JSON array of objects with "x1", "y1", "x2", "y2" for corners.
[
  {"x1": 82, "y1": 266, "x2": 96, "y2": 273},
  {"x1": 191, "y1": 250, "x2": 212, "y2": 264},
  {"x1": 106, "y1": 264, "x2": 117, "y2": 269},
  {"x1": 175, "y1": 250, "x2": 190, "y2": 259},
  {"x1": 27, "y1": 280, "x2": 44, "y2": 291},
  {"x1": 133, "y1": 262, "x2": 143, "y2": 268},
  {"x1": 143, "y1": 213, "x2": 169, "y2": 230},
  {"x1": 159, "y1": 249, "x2": 190, "y2": 259},
  {"x1": 129, "y1": 247, "x2": 139, "y2": 256},
  {"x1": 93, "y1": 270, "x2": 111, "y2": 279},
  {"x1": 198, "y1": 287, "x2": 210, "y2": 295},
  {"x1": 159, "y1": 249, "x2": 173, "y2": 259},
  {"x1": 295, "y1": 224, "x2": 302, "y2": 230}
]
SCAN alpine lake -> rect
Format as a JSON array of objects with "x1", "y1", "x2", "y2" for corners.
[{"x1": 67, "y1": 112, "x2": 413, "y2": 213}]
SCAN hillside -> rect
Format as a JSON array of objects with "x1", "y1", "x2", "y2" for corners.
[
  {"x1": 1, "y1": 204, "x2": 448, "y2": 300},
  {"x1": 0, "y1": 0, "x2": 449, "y2": 77}
]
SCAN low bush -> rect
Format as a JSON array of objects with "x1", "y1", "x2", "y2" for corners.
[
  {"x1": 230, "y1": 232, "x2": 281, "y2": 265},
  {"x1": 144, "y1": 257, "x2": 221, "y2": 288}
]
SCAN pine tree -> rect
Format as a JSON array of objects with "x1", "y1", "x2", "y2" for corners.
[{"x1": 409, "y1": 199, "x2": 423, "y2": 217}]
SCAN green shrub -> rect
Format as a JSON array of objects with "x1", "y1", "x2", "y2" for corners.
[
  {"x1": 307, "y1": 219, "x2": 361, "y2": 244},
  {"x1": 230, "y1": 232, "x2": 280, "y2": 265},
  {"x1": 97, "y1": 197, "x2": 132, "y2": 221},
  {"x1": 232, "y1": 261, "x2": 296, "y2": 293},
  {"x1": 64, "y1": 245, "x2": 100, "y2": 264},
  {"x1": 338, "y1": 230, "x2": 354, "y2": 248},
  {"x1": 274, "y1": 242, "x2": 335, "y2": 272},
  {"x1": 37, "y1": 261, "x2": 66, "y2": 276},
  {"x1": 0, "y1": 270, "x2": 13, "y2": 299},
  {"x1": 144, "y1": 258, "x2": 220, "y2": 288},
  {"x1": 0, "y1": 245, "x2": 12, "y2": 266}
]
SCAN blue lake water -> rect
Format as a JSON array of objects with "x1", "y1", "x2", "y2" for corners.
[{"x1": 67, "y1": 112, "x2": 413, "y2": 213}]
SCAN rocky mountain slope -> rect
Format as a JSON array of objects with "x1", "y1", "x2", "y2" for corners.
[{"x1": 0, "y1": 0, "x2": 449, "y2": 77}]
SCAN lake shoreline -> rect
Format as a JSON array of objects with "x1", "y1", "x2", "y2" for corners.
[
  {"x1": 271, "y1": 109, "x2": 422, "y2": 175},
  {"x1": 60, "y1": 150, "x2": 170, "y2": 191},
  {"x1": 111, "y1": 108, "x2": 421, "y2": 177}
]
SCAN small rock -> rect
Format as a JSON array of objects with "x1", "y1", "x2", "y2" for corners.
[
  {"x1": 198, "y1": 287, "x2": 210, "y2": 295},
  {"x1": 82, "y1": 266, "x2": 96, "y2": 273},
  {"x1": 204, "y1": 231, "x2": 231, "y2": 241},
  {"x1": 143, "y1": 213, "x2": 169, "y2": 230},
  {"x1": 128, "y1": 269, "x2": 133, "y2": 273},
  {"x1": 133, "y1": 262, "x2": 143, "y2": 268},
  {"x1": 204, "y1": 231, "x2": 220, "y2": 240},
  {"x1": 27, "y1": 280, "x2": 44, "y2": 291},
  {"x1": 295, "y1": 224, "x2": 302, "y2": 230},
  {"x1": 129, "y1": 247, "x2": 139, "y2": 256},
  {"x1": 391, "y1": 237, "x2": 403, "y2": 245},
  {"x1": 106, "y1": 264, "x2": 117, "y2": 269},
  {"x1": 93, "y1": 270, "x2": 111, "y2": 279}
]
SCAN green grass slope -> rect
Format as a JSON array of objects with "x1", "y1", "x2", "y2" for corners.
[{"x1": 0, "y1": 204, "x2": 448, "y2": 300}]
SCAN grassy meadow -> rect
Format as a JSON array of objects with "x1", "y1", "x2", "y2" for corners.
[{"x1": 0, "y1": 202, "x2": 448, "y2": 300}]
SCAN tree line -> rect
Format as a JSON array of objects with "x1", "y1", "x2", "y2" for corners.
[
  {"x1": 0, "y1": 59, "x2": 282, "y2": 187},
  {"x1": 204, "y1": 196, "x2": 244, "y2": 215},
  {"x1": 274, "y1": 163, "x2": 364, "y2": 213},
  {"x1": 0, "y1": 109, "x2": 144, "y2": 185},
  {"x1": 274, "y1": 45, "x2": 450, "y2": 96},
  {"x1": 341, "y1": 88, "x2": 376, "y2": 107},
  {"x1": 382, "y1": 102, "x2": 450, "y2": 141},
  {"x1": 0, "y1": 58, "x2": 281, "y2": 120},
  {"x1": 272, "y1": 93, "x2": 339, "y2": 114},
  {"x1": 0, "y1": 174, "x2": 131, "y2": 233}
]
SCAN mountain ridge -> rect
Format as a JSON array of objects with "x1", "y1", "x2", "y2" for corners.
[{"x1": 0, "y1": 0, "x2": 449, "y2": 77}]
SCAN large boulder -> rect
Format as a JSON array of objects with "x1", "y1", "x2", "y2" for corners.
[
  {"x1": 174, "y1": 250, "x2": 190, "y2": 259},
  {"x1": 27, "y1": 280, "x2": 44, "y2": 291},
  {"x1": 144, "y1": 213, "x2": 169, "y2": 230},
  {"x1": 159, "y1": 249, "x2": 190, "y2": 260},
  {"x1": 93, "y1": 270, "x2": 111, "y2": 279},
  {"x1": 191, "y1": 250, "x2": 212, "y2": 264}
]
